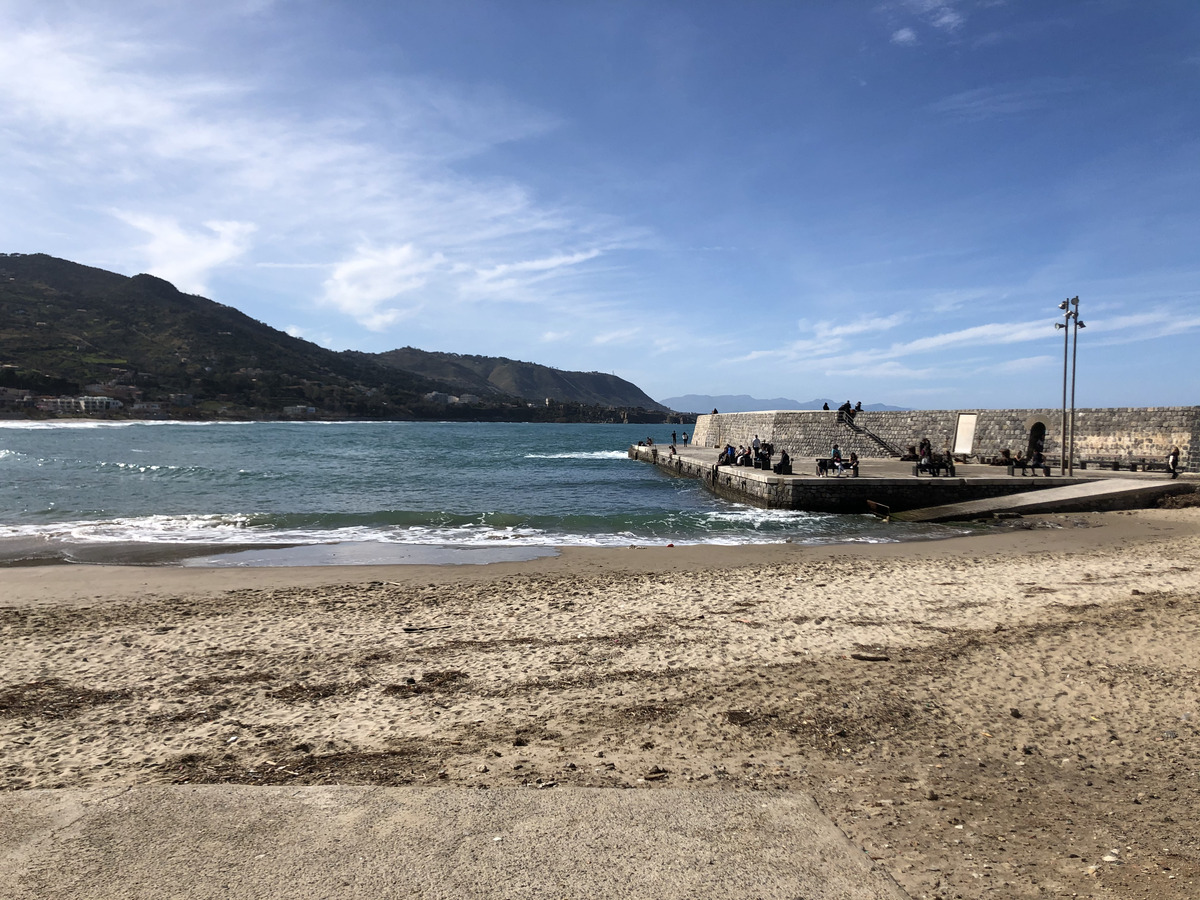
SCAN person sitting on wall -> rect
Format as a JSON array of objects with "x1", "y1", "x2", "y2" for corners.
[
  {"x1": 847, "y1": 452, "x2": 859, "y2": 475},
  {"x1": 773, "y1": 449, "x2": 792, "y2": 475},
  {"x1": 736, "y1": 445, "x2": 749, "y2": 466},
  {"x1": 822, "y1": 402, "x2": 830, "y2": 410},
  {"x1": 854, "y1": 401, "x2": 862, "y2": 412}
]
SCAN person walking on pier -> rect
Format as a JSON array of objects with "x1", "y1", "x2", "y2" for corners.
[{"x1": 1167, "y1": 446, "x2": 1180, "y2": 479}]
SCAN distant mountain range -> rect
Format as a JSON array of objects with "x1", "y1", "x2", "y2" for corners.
[
  {"x1": 661, "y1": 394, "x2": 907, "y2": 414},
  {"x1": 365, "y1": 347, "x2": 664, "y2": 411},
  {"x1": 0, "y1": 253, "x2": 668, "y2": 420}
]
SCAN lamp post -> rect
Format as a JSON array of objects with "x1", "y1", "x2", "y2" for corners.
[
  {"x1": 1068, "y1": 297, "x2": 1084, "y2": 476},
  {"x1": 1054, "y1": 296, "x2": 1084, "y2": 475}
]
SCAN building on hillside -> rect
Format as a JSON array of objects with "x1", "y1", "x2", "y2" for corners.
[{"x1": 78, "y1": 396, "x2": 123, "y2": 412}]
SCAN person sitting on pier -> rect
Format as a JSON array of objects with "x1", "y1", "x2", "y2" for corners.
[
  {"x1": 736, "y1": 445, "x2": 750, "y2": 466},
  {"x1": 773, "y1": 449, "x2": 792, "y2": 475}
]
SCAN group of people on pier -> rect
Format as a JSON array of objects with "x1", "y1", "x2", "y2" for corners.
[{"x1": 712, "y1": 434, "x2": 793, "y2": 474}]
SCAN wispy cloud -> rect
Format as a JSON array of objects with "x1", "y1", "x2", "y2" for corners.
[
  {"x1": 321, "y1": 245, "x2": 445, "y2": 331},
  {"x1": 0, "y1": 5, "x2": 641, "y2": 333},
  {"x1": 592, "y1": 328, "x2": 640, "y2": 346},
  {"x1": 114, "y1": 213, "x2": 257, "y2": 295},
  {"x1": 929, "y1": 79, "x2": 1081, "y2": 121},
  {"x1": 887, "y1": 0, "x2": 967, "y2": 46}
]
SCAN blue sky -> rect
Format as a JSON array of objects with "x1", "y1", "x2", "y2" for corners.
[{"x1": 2, "y1": 0, "x2": 1198, "y2": 409}]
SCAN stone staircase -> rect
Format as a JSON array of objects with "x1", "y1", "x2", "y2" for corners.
[{"x1": 839, "y1": 413, "x2": 903, "y2": 458}]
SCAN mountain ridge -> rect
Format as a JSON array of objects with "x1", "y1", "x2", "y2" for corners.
[
  {"x1": 662, "y1": 394, "x2": 907, "y2": 414},
  {"x1": 0, "y1": 253, "x2": 669, "y2": 420}
]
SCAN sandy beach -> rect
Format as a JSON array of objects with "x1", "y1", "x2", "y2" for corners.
[{"x1": 3, "y1": 508, "x2": 1200, "y2": 899}]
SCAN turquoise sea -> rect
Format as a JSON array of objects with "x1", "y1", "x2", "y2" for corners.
[{"x1": 0, "y1": 420, "x2": 957, "y2": 565}]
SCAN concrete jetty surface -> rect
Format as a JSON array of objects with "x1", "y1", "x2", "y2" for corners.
[
  {"x1": 890, "y1": 477, "x2": 1191, "y2": 523},
  {"x1": 629, "y1": 444, "x2": 1194, "y2": 518},
  {"x1": 0, "y1": 786, "x2": 908, "y2": 900}
]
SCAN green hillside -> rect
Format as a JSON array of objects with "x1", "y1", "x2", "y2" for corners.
[
  {"x1": 368, "y1": 347, "x2": 666, "y2": 411},
  {"x1": 0, "y1": 253, "x2": 671, "y2": 422}
]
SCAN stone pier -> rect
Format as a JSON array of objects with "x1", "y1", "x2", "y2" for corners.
[{"x1": 628, "y1": 444, "x2": 1194, "y2": 517}]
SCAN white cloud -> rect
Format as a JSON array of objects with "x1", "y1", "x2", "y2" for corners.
[
  {"x1": 114, "y1": 213, "x2": 256, "y2": 294},
  {"x1": 592, "y1": 328, "x2": 640, "y2": 346},
  {"x1": 321, "y1": 245, "x2": 446, "y2": 331},
  {"x1": 810, "y1": 313, "x2": 908, "y2": 341},
  {"x1": 0, "y1": 6, "x2": 642, "y2": 332},
  {"x1": 891, "y1": 27, "x2": 918, "y2": 46},
  {"x1": 931, "y1": 9, "x2": 965, "y2": 32},
  {"x1": 477, "y1": 249, "x2": 603, "y2": 281}
]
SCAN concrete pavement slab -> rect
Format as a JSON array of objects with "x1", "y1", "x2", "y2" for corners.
[{"x1": 1, "y1": 786, "x2": 909, "y2": 900}]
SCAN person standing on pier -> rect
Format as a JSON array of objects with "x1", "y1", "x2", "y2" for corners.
[{"x1": 682, "y1": 432, "x2": 689, "y2": 446}]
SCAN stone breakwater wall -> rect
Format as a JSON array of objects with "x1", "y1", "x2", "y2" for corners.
[{"x1": 689, "y1": 407, "x2": 1199, "y2": 473}]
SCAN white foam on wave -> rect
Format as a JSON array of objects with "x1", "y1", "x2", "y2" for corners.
[
  {"x1": 0, "y1": 419, "x2": 378, "y2": 431},
  {"x1": 0, "y1": 514, "x2": 807, "y2": 548},
  {"x1": 524, "y1": 450, "x2": 630, "y2": 460}
]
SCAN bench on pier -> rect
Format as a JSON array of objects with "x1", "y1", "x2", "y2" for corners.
[
  {"x1": 913, "y1": 459, "x2": 955, "y2": 477},
  {"x1": 1006, "y1": 462, "x2": 1051, "y2": 476},
  {"x1": 816, "y1": 458, "x2": 858, "y2": 477},
  {"x1": 1078, "y1": 459, "x2": 1159, "y2": 472}
]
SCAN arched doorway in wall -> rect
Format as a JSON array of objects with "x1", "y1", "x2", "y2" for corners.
[{"x1": 1026, "y1": 421, "x2": 1047, "y2": 458}]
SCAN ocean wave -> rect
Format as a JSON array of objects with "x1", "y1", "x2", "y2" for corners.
[
  {"x1": 524, "y1": 450, "x2": 630, "y2": 460},
  {"x1": 0, "y1": 512, "x2": 961, "y2": 549}
]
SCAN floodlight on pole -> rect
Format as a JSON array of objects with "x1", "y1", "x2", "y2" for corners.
[
  {"x1": 1055, "y1": 300, "x2": 1072, "y2": 475},
  {"x1": 1068, "y1": 297, "x2": 1083, "y2": 475}
]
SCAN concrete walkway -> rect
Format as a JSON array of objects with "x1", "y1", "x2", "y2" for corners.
[
  {"x1": 890, "y1": 478, "x2": 1194, "y2": 522},
  {"x1": 1, "y1": 786, "x2": 909, "y2": 900}
]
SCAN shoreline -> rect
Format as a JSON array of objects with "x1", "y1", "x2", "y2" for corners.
[{"x1": 4, "y1": 506, "x2": 1199, "y2": 899}]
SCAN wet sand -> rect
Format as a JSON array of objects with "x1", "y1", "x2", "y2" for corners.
[{"x1": 3, "y1": 508, "x2": 1200, "y2": 898}]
